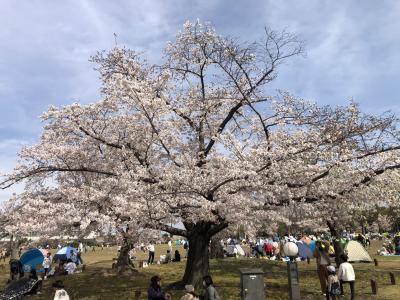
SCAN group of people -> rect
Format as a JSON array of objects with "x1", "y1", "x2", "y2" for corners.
[
  {"x1": 314, "y1": 241, "x2": 355, "y2": 300},
  {"x1": 377, "y1": 235, "x2": 400, "y2": 255},
  {"x1": 148, "y1": 275, "x2": 219, "y2": 300},
  {"x1": 146, "y1": 241, "x2": 183, "y2": 265},
  {"x1": 42, "y1": 249, "x2": 82, "y2": 279}
]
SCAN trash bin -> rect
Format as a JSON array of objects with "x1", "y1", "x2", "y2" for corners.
[{"x1": 239, "y1": 268, "x2": 265, "y2": 300}]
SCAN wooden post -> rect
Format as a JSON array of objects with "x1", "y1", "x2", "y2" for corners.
[
  {"x1": 389, "y1": 272, "x2": 396, "y2": 285},
  {"x1": 371, "y1": 279, "x2": 378, "y2": 295},
  {"x1": 374, "y1": 258, "x2": 378, "y2": 266}
]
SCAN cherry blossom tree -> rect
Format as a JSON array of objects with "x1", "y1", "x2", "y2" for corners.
[{"x1": 2, "y1": 21, "x2": 400, "y2": 286}]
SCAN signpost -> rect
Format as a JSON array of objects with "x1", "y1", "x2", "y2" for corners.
[{"x1": 287, "y1": 261, "x2": 301, "y2": 300}]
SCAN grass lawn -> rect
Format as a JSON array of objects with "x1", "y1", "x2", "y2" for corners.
[{"x1": 0, "y1": 241, "x2": 399, "y2": 299}]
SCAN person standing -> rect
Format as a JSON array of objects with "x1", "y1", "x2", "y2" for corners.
[
  {"x1": 148, "y1": 242, "x2": 155, "y2": 264},
  {"x1": 42, "y1": 252, "x2": 52, "y2": 279},
  {"x1": 314, "y1": 241, "x2": 331, "y2": 295},
  {"x1": 78, "y1": 242, "x2": 84, "y2": 253},
  {"x1": 183, "y1": 241, "x2": 189, "y2": 258},
  {"x1": 167, "y1": 240, "x2": 172, "y2": 253},
  {"x1": 338, "y1": 254, "x2": 355, "y2": 300},
  {"x1": 326, "y1": 266, "x2": 341, "y2": 300}
]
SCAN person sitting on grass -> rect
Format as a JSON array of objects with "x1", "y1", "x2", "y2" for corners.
[
  {"x1": 202, "y1": 275, "x2": 220, "y2": 300},
  {"x1": 148, "y1": 275, "x2": 171, "y2": 300},
  {"x1": 180, "y1": 284, "x2": 199, "y2": 300},
  {"x1": 52, "y1": 280, "x2": 70, "y2": 300},
  {"x1": 64, "y1": 259, "x2": 77, "y2": 275},
  {"x1": 338, "y1": 254, "x2": 355, "y2": 300},
  {"x1": 164, "y1": 250, "x2": 172, "y2": 263},
  {"x1": 172, "y1": 250, "x2": 181, "y2": 262}
]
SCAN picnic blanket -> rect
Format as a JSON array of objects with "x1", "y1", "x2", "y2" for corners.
[{"x1": 0, "y1": 277, "x2": 39, "y2": 299}]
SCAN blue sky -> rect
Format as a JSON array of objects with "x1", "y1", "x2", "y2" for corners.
[{"x1": 1, "y1": 0, "x2": 399, "y2": 201}]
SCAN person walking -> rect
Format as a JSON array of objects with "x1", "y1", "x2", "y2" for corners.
[
  {"x1": 148, "y1": 242, "x2": 155, "y2": 264},
  {"x1": 314, "y1": 241, "x2": 331, "y2": 295},
  {"x1": 338, "y1": 254, "x2": 355, "y2": 300}
]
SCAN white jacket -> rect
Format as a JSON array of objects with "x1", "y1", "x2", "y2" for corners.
[{"x1": 338, "y1": 262, "x2": 355, "y2": 281}]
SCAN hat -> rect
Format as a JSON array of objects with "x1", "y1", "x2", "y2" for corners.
[
  {"x1": 327, "y1": 265, "x2": 335, "y2": 272},
  {"x1": 185, "y1": 284, "x2": 194, "y2": 292}
]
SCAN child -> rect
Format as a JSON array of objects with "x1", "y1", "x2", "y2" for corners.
[
  {"x1": 42, "y1": 252, "x2": 52, "y2": 279},
  {"x1": 326, "y1": 265, "x2": 341, "y2": 300},
  {"x1": 53, "y1": 280, "x2": 70, "y2": 300}
]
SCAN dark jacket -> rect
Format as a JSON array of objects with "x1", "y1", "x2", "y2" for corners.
[{"x1": 148, "y1": 285, "x2": 164, "y2": 300}]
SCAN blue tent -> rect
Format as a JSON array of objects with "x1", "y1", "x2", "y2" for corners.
[
  {"x1": 20, "y1": 248, "x2": 45, "y2": 273},
  {"x1": 296, "y1": 241, "x2": 313, "y2": 259},
  {"x1": 54, "y1": 246, "x2": 77, "y2": 262}
]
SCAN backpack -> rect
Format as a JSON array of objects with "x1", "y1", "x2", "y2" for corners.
[{"x1": 330, "y1": 281, "x2": 341, "y2": 295}]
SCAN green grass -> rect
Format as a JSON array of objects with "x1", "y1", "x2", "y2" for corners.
[{"x1": 0, "y1": 241, "x2": 399, "y2": 299}]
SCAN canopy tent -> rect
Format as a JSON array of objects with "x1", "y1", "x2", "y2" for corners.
[
  {"x1": 344, "y1": 240, "x2": 373, "y2": 263},
  {"x1": 19, "y1": 248, "x2": 45, "y2": 273},
  {"x1": 296, "y1": 241, "x2": 313, "y2": 259},
  {"x1": 226, "y1": 244, "x2": 245, "y2": 256},
  {"x1": 53, "y1": 246, "x2": 77, "y2": 262}
]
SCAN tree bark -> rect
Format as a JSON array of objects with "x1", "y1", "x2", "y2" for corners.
[
  {"x1": 161, "y1": 221, "x2": 228, "y2": 288},
  {"x1": 182, "y1": 227, "x2": 211, "y2": 288},
  {"x1": 114, "y1": 232, "x2": 136, "y2": 274},
  {"x1": 327, "y1": 220, "x2": 344, "y2": 266}
]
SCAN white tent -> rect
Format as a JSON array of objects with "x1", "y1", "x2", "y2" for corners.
[
  {"x1": 344, "y1": 240, "x2": 373, "y2": 263},
  {"x1": 226, "y1": 244, "x2": 245, "y2": 256}
]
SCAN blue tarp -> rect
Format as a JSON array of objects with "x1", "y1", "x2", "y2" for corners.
[
  {"x1": 308, "y1": 240, "x2": 316, "y2": 253},
  {"x1": 19, "y1": 249, "x2": 44, "y2": 273},
  {"x1": 296, "y1": 241, "x2": 313, "y2": 259}
]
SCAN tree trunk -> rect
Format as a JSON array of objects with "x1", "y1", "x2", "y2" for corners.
[
  {"x1": 182, "y1": 227, "x2": 211, "y2": 288},
  {"x1": 114, "y1": 232, "x2": 136, "y2": 274},
  {"x1": 327, "y1": 220, "x2": 344, "y2": 266}
]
